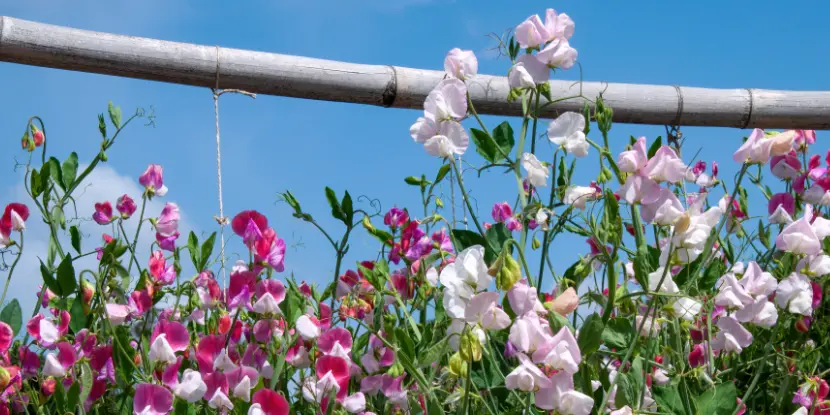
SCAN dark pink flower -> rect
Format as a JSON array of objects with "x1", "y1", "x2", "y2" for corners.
[
  {"x1": 491, "y1": 202, "x2": 513, "y2": 223},
  {"x1": 129, "y1": 290, "x2": 152, "y2": 315},
  {"x1": 688, "y1": 343, "x2": 705, "y2": 368},
  {"x1": 318, "y1": 328, "x2": 353, "y2": 356},
  {"x1": 228, "y1": 271, "x2": 256, "y2": 310},
  {"x1": 232, "y1": 211, "x2": 268, "y2": 238},
  {"x1": 149, "y1": 251, "x2": 176, "y2": 285},
  {"x1": 250, "y1": 389, "x2": 290, "y2": 415},
  {"x1": 196, "y1": 335, "x2": 225, "y2": 374},
  {"x1": 432, "y1": 228, "x2": 453, "y2": 252},
  {"x1": 384, "y1": 207, "x2": 409, "y2": 230},
  {"x1": 316, "y1": 355, "x2": 350, "y2": 401},
  {"x1": 116, "y1": 194, "x2": 137, "y2": 218},
  {"x1": 133, "y1": 383, "x2": 173, "y2": 415},
  {"x1": 813, "y1": 281, "x2": 824, "y2": 310},
  {"x1": 156, "y1": 232, "x2": 179, "y2": 252},
  {"x1": 92, "y1": 201, "x2": 113, "y2": 225}
]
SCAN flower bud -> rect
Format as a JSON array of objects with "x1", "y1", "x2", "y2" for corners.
[
  {"x1": 435, "y1": 198, "x2": 444, "y2": 208},
  {"x1": 32, "y1": 128, "x2": 45, "y2": 147},
  {"x1": 449, "y1": 352, "x2": 468, "y2": 378},
  {"x1": 796, "y1": 316, "x2": 812, "y2": 333},
  {"x1": 386, "y1": 361, "x2": 404, "y2": 378},
  {"x1": 0, "y1": 366, "x2": 9, "y2": 390},
  {"x1": 362, "y1": 216, "x2": 375, "y2": 233},
  {"x1": 493, "y1": 253, "x2": 522, "y2": 292},
  {"x1": 531, "y1": 237, "x2": 541, "y2": 250},
  {"x1": 81, "y1": 280, "x2": 95, "y2": 305},
  {"x1": 459, "y1": 332, "x2": 482, "y2": 362}
]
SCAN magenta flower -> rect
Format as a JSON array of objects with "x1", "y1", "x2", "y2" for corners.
[
  {"x1": 92, "y1": 201, "x2": 114, "y2": 225},
  {"x1": 688, "y1": 343, "x2": 706, "y2": 368},
  {"x1": 149, "y1": 251, "x2": 176, "y2": 286},
  {"x1": 133, "y1": 383, "x2": 173, "y2": 415},
  {"x1": 771, "y1": 151, "x2": 802, "y2": 180},
  {"x1": 384, "y1": 207, "x2": 408, "y2": 230},
  {"x1": 318, "y1": 328, "x2": 353, "y2": 356},
  {"x1": 254, "y1": 228, "x2": 286, "y2": 272},
  {"x1": 250, "y1": 389, "x2": 290, "y2": 415},
  {"x1": 315, "y1": 355, "x2": 351, "y2": 401},
  {"x1": 253, "y1": 279, "x2": 286, "y2": 314},
  {"x1": 431, "y1": 228, "x2": 453, "y2": 253},
  {"x1": 768, "y1": 193, "x2": 795, "y2": 224},
  {"x1": 116, "y1": 194, "x2": 137, "y2": 218},
  {"x1": 228, "y1": 270, "x2": 256, "y2": 310},
  {"x1": 795, "y1": 130, "x2": 817, "y2": 150},
  {"x1": 148, "y1": 320, "x2": 189, "y2": 365},
  {"x1": 155, "y1": 203, "x2": 179, "y2": 236},
  {"x1": 139, "y1": 164, "x2": 168, "y2": 197},
  {"x1": 129, "y1": 290, "x2": 152, "y2": 315},
  {"x1": 232, "y1": 210, "x2": 268, "y2": 238}
]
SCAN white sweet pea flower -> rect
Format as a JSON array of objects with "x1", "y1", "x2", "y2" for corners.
[
  {"x1": 711, "y1": 315, "x2": 753, "y2": 354},
  {"x1": 444, "y1": 48, "x2": 478, "y2": 80},
  {"x1": 296, "y1": 315, "x2": 321, "y2": 340},
  {"x1": 213, "y1": 348, "x2": 238, "y2": 372},
  {"x1": 635, "y1": 315, "x2": 660, "y2": 337},
  {"x1": 148, "y1": 334, "x2": 177, "y2": 364},
  {"x1": 558, "y1": 390, "x2": 595, "y2": 415},
  {"x1": 42, "y1": 354, "x2": 67, "y2": 378},
  {"x1": 232, "y1": 376, "x2": 252, "y2": 402},
  {"x1": 648, "y1": 267, "x2": 679, "y2": 294},
  {"x1": 798, "y1": 254, "x2": 830, "y2": 277},
  {"x1": 505, "y1": 353, "x2": 553, "y2": 392},
  {"x1": 343, "y1": 393, "x2": 367, "y2": 413},
  {"x1": 440, "y1": 245, "x2": 491, "y2": 319},
  {"x1": 564, "y1": 186, "x2": 598, "y2": 210},
  {"x1": 672, "y1": 297, "x2": 702, "y2": 321},
  {"x1": 775, "y1": 273, "x2": 814, "y2": 316},
  {"x1": 253, "y1": 293, "x2": 281, "y2": 314},
  {"x1": 548, "y1": 112, "x2": 588, "y2": 157},
  {"x1": 208, "y1": 390, "x2": 234, "y2": 410},
  {"x1": 464, "y1": 292, "x2": 511, "y2": 330},
  {"x1": 521, "y1": 153, "x2": 549, "y2": 187},
  {"x1": 175, "y1": 369, "x2": 207, "y2": 403}
]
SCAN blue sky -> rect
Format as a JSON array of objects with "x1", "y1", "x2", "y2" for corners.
[{"x1": 1, "y1": 0, "x2": 829, "y2": 315}]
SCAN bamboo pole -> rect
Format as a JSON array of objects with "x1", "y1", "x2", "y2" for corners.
[{"x1": 1, "y1": 16, "x2": 829, "y2": 129}]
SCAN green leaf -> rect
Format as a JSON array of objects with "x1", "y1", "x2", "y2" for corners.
[
  {"x1": 698, "y1": 260, "x2": 726, "y2": 293},
  {"x1": 601, "y1": 317, "x2": 634, "y2": 349},
  {"x1": 70, "y1": 226, "x2": 82, "y2": 254},
  {"x1": 98, "y1": 114, "x2": 107, "y2": 138},
  {"x1": 199, "y1": 232, "x2": 217, "y2": 271},
  {"x1": 0, "y1": 299, "x2": 22, "y2": 336},
  {"x1": 647, "y1": 136, "x2": 663, "y2": 159},
  {"x1": 61, "y1": 152, "x2": 79, "y2": 190},
  {"x1": 428, "y1": 397, "x2": 444, "y2": 415},
  {"x1": 325, "y1": 187, "x2": 346, "y2": 222},
  {"x1": 66, "y1": 380, "x2": 81, "y2": 411},
  {"x1": 434, "y1": 164, "x2": 452, "y2": 185},
  {"x1": 57, "y1": 255, "x2": 78, "y2": 296},
  {"x1": 484, "y1": 222, "x2": 511, "y2": 265},
  {"x1": 614, "y1": 372, "x2": 637, "y2": 408},
  {"x1": 40, "y1": 260, "x2": 63, "y2": 297},
  {"x1": 108, "y1": 101, "x2": 122, "y2": 129},
  {"x1": 54, "y1": 379, "x2": 67, "y2": 411},
  {"x1": 395, "y1": 327, "x2": 416, "y2": 362},
  {"x1": 69, "y1": 297, "x2": 87, "y2": 334},
  {"x1": 174, "y1": 400, "x2": 193, "y2": 415},
  {"x1": 47, "y1": 157, "x2": 63, "y2": 189},
  {"x1": 695, "y1": 382, "x2": 738, "y2": 414},
  {"x1": 30, "y1": 168, "x2": 43, "y2": 197},
  {"x1": 418, "y1": 336, "x2": 449, "y2": 368},
  {"x1": 51, "y1": 205, "x2": 66, "y2": 230},
  {"x1": 187, "y1": 231, "x2": 200, "y2": 271},
  {"x1": 470, "y1": 128, "x2": 499, "y2": 163},
  {"x1": 491, "y1": 121, "x2": 515, "y2": 159},
  {"x1": 653, "y1": 386, "x2": 685, "y2": 415},
  {"x1": 112, "y1": 326, "x2": 135, "y2": 383},
  {"x1": 79, "y1": 362, "x2": 94, "y2": 409},
  {"x1": 283, "y1": 290, "x2": 304, "y2": 328},
  {"x1": 450, "y1": 229, "x2": 486, "y2": 254},
  {"x1": 547, "y1": 310, "x2": 574, "y2": 333},
  {"x1": 577, "y1": 313, "x2": 604, "y2": 356}
]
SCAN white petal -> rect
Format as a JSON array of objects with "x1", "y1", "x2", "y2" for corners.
[
  {"x1": 42, "y1": 354, "x2": 67, "y2": 378},
  {"x1": 148, "y1": 334, "x2": 177, "y2": 364},
  {"x1": 175, "y1": 369, "x2": 208, "y2": 402},
  {"x1": 232, "y1": 376, "x2": 252, "y2": 402},
  {"x1": 207, "y1": 390, "x2": 233, "y2": 410},
  {"x1": 253, "y1": 293, "x2": 281, "y2": 314},
  {"x1": 296, "y1": 315, "x2": 321, "y2": 340}
]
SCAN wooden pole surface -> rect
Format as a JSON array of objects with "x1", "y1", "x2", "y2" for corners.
[{"x1": 1, "y1": 16, "x2": 829, "y2": 129}]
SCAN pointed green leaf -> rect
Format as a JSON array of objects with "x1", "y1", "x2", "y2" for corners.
[
  {"x1": 470, "y1": 128, "x2": 499, "y2": 163},
  {"x1": 62, "y1": 152, "x2": 79, "y2": 190},
  {"x1": 325, "y1": 187, "x2": 345, "y2": 222},
  {"x1": 0, "y1": 299, "x2": 22, "y2": 336},
  {"x1": 57, "y1": 255, "x2": 78, "y2": 296},
  {"x1": 108, "y1": 101, "x2": 122, "y2": 129},
  {"x1": 70, "y1": 226, "x2": 82, "y2": 254},
  {"x1": 41, "y1": 260, "x2": 63, "y2": 297},
  {"x1": 199, "y1": 232, "x2": 217, "y2": 271},
  {"x1": 647, "y1": 136, "x2": 662, "y2": 159},
  {"x1": 187, "y1": 231, "x2": 200, "y2": 271},
  {"x1": 695, "y1": 382, "x2": 737, "y2": 414},
  {"x1": 577, "y1": 313, "x2": 604, "y2": 356},
  {"x1": 434, "y1": 164, "x2": 452, "y2": 185},
  {"x1": 69, "y1": 297, "x2": 87, "y2": 334}
]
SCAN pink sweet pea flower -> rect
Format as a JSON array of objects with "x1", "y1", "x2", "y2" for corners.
[
  {"x1": 361, "y1": 334, "x2": 395, "y2": 374},
  {"x1": 443, "y1": 48, "x2": 477, "y2": 80},
  {"x1": 252, "y1": 280, "x2": 286, "y2": 315},
  {"x1": 643, "y1": 146, "x2": 687, "y2": 184},
  {"x1": 133, "y1": 383, "x2": 173, "y2": 415},
  {"x1": 465, "y1": 292, "x2": 511, "y2": 331},
  {"x1": 382, "y1": 375, "x2": 408, "y2": 409},
  {"x1": 92, "y1": 201, "x2": 114, "y2": 225},
  {"x1": 116, "y1": 194, "x2": 137, "y2": 218},
  {"x1": 509, "y1": 55, "x2": 550, "y2": 89},
  {"x1": 0, "y1": 203, "x2": 29, "y2": 235},
  {"x1": 769, "y1": 193, "x2": 795, "y2": 224},
  {"x1": 26, "y1": 314, "x2": 60, "y2": 347},
  {"x1": 711, "y1": 315, "x2": 753, "y2": 354},
  {"x1": 733, "y1": 128, "x2": 773, "y2": 164},
  {"x1": 432, "y1": 228, "x2": 453, "y2": 253},
  {"x1": 249, "y1": 389, "x2": 290, "y2": 415},
  {"x1": 318, "y1": 328, "x2": 353, "y2": 357},
  {"x1": 383, "y1": 207, "x2": 408, "y2": 230},
  {"x1": 42, "y1": 342, "x2": 76, "y2": 378},
  {"x1": 232, "y1": 210, "x2": 268, "y2": 238},
  {"x1": 315, "y1": 355, "x2": 351, "y2": 401},
  {"x1": 148, "y1": 320, "x2": 189, "y2": 365},
  {"x1": 155, "y1": 203, "x2": 179, "y2": 237},
  {"x1": 0, "y1": 323, "x2": 12, "y2": 355},
  {"x1": 149, "y1": 251, "x2": 176, "y2": 286},
  {"x1": 227, "y1": 270, "x2": 256, "y2": 310},
  {"x1": 795, "y1": 130, "x2": 817, "y2": 150},
  {"x1": 129, "y1": 290, "x2": 152, "y2": 315},
  {"x1": 18, "y1": 346, "x2": 40, "y2": 378},
  {"x1": 688, "y1": 343, "x2": 706, "y2": 368},
  {"x1": 254, "y1": 228, "x2": 287, "y2": 272},
  {"x1": 138, "y1": 164, "x2": 168, "y2": 197},
  {"x1": 505, "y1": 353, "x2": 553, "y2": 392},
  {"x1": 105, "y1": 304, "x2": 131, "y2": 325},
  {"x1": 771, "y1": 151, "x2": 802, "y2": 180},
  {"x1": 515, "y1": 13, "x2": 550, "y2": 49},
  {"x1": 507, "y1": 280, "x2": 540, "y2": 317},
  {"x1": 532, "y1": 326, "x2": 581, "y2": 374},
  {"x1": 776, "y1": 205, "x2": 830, "y2": 255}
]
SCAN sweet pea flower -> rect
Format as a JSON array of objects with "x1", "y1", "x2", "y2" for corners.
[
  {"x1": 440, "y1": 245, "x2": 492, "y2": 319},
  {"x1": 92, "y1": 201, "x2": 114, "y2": 225},
  {"x1": 42, "y1": 342, "x2": 76, "y2": 378},
  {"x1": 564, "y1": 185, "x2": 599, "y2": 210},
  {"x1": 768, "y1": 130, "x2": 797, "y2": 156},
  {"x1": 672, "y1": 297, "x2": 702, "y2": 321},
  {"x1": 550, "y1": 287, "x2": 580, "y2": 316},
  {"x1": 537, "y1": 38, "x2": 578, "y2": 69},
  {"x1": 505, "y1": 353, "x2": 553, "y2": 392},
  {"x1": 776, "y1": 273, "x2": 814, "y2": 316},
  {"x1": 443, "y1": 48, "x2": 477, "y2": 80},
  {"x1": 769, "y1": 193, "x2": 795, "y2": 224},
  {"x1": 0, "y1": 203, "x2": 28, "y2": 235},
  {"x1": 776, "y1": 205, "x2": 830, "y2": 255},
  {"x1": 662, "y1": 196, "x2": 723, "y2": 264},
  {"x1": 26, "y1": 314, "x2": 61, "y2": 347},
  {"x1": 733, "y1": 129, "x2": 773, "y2": 164},
  {"x1": 253, "y1": 279, "x2": 286, "y2": 315},
  {"x1": 548, "y1": 112, "x2": 588, "y2": 157},
  {"x1": 133, "y1": 383, "x2": 173, "y2": 415},
  {"x1": 617, "y1": 136, "x2": 648, "y2": 173},
  {"x1": 464, "y1": 292, "x2": 511, "y2": 330},
  {"x1": 248, "y1": 389, "x2": 290, "y2": 415},
  {"x1": 711, "y1": 315, "x2": 753, "y2": 354},
  {"x1": 795, "y1": 130, "x2": 817, "y2": 150},
  {"x1": 507, "y1": 280, "x2": 541, "y2": 317},
  {"x1": 521, "y1": 152, "x2": 549, "y2": 187},
  {"x1": 534, "y1": 371, "x2": 593, "y2": 414},
  {"x1": 424, "y1": 78, "x2": 467, "y2": 123},
  {"x1": 771, "y1": 152, "x2": 802, "y2": 180},
  {"x1": 531, "y1": 326, "x2": 581, "y2": 374},
  {"x1": 296, "y1": 315, "x2": 321, "y2": 340},
  {"x1": 509, "y1": 312, "x2": 550, "y2": 354},
  {"x1": 515, "y1": 13, "x2": 550, "y2": 48},
  {"x1": 383, "y1": 207, "x2": 408, "y2": 230},
  {"x1": 508, "y1": 55, "x2": 550, "y2": 89},
  {"x1": 138, "y1": 164, "x2": 168, "y2": 197},
  {"x1": 543, "y1": 8, "x2": 575, "y2": 40},
  {"x1": 643, "y1": 146, "x2": 687, "y2": 183},
  {"x1": 640, "y1": 187, "x2": 684, "y2": 226},
  {"x1": 106, "y1": 304, "x2": 131, "y2": 325},
  {"x1": 116, "y1": 194, "x2": 137, "y2": 218},
  {"x1": 149, "y1": 251, "x2": 176, "y2": 285},
  {"x1": 148, "y1": 320, "x2": 189, "y2": 365},
  {"x1": 154, "y1": 202, "x2": 179, "y2": 237}
]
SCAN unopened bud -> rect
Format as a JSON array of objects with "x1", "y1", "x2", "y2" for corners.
[
  {"x1": 362, "y1": 216, "x2": 375, "y2": 233},
  {"x1": 459, "y1": 331, "x2": 482, "y2": 362},
  {"x1": 531, "y1": 237, "x2": 541, "y2": 250},
  {"x1": 32, "y1": 128, "x2": 45, "y2": 147},
  {"x1": 449, "y1": 352, "x2": 468, "y2": 378},
  {"x1": 495, "y1": 254, "x2": 522, "y2": 291}
]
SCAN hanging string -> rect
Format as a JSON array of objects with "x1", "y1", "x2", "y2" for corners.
[{"x1": 213, "y1": 46, "x2": 256, "y2": 301}]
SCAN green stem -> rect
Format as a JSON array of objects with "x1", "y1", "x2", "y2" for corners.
[
  {"x1": 127, "y1": 196, "x2": 148, "y2": 274},
  {"x1": 0, "y1": 232, "x2": 23, "y2": 306},
  {"x1": 450, "y1": 158, "x2": 486, "y2": 238}
]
